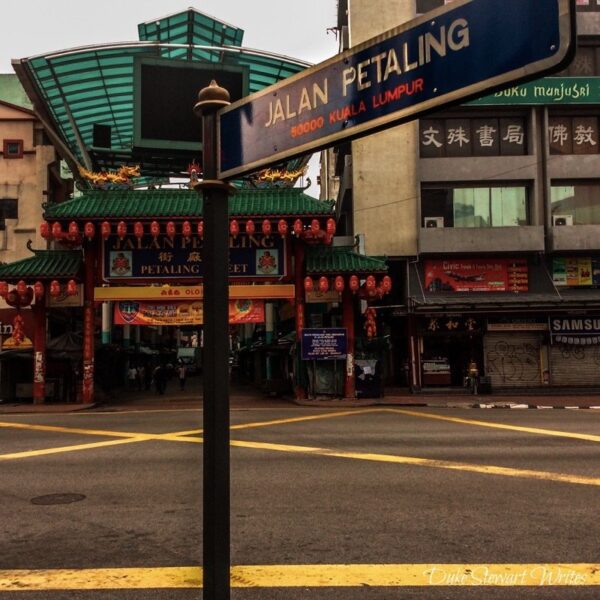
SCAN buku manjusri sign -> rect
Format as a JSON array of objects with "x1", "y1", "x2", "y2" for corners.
[{"x1": 218, "y1": 0, "x2": 575, "y2": 179}]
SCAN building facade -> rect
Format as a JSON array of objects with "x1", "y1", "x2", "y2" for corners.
[{"x1": 327, "y1": 0, "x2": 600, "y2": 391}]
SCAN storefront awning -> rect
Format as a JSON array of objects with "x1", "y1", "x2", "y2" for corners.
[{"x1": 44, "y1": 189, "x2": 334, "y2": 220}]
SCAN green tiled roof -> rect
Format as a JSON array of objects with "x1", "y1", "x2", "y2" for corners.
[
  {"x1": 0, "y1": 250, "x2": 83, "y2": 280},
  {"x1": 306, "y1": 246, "x2": 388, "y2": 275},
  {"x1": 44, "y1": 189, "x2": 334, "y2": 220}
]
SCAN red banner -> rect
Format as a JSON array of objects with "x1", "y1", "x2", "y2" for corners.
[
  {"x1": 424, "y1": 259, "x2": 528, "y2": 292},
  {"x1": 113, "y1": 300, "x2": 265, "y2": 325}
]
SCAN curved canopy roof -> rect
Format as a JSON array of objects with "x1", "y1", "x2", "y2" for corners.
[{"x1": 13, "y1": 8, "x2": 310, "y2": 179}]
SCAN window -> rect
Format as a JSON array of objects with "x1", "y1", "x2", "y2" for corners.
[
  {"x1": 576, "y1": 0, "x2": 600, "y2": 12},
  {"x1": 2, "y1": 139, "x2": 23, "y2": 159},
  {"x1": 422, "y1": 185, "x2": 528, "y2": 228},
  {"x1": 0, "y1": 199, "x2": 18, "y2": 231},
  {"x1": 551, "y1": 182, "x2": 600, "y2": 225}
]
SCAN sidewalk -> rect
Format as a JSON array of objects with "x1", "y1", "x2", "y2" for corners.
[{"x1": 1, "y1": 377, "x2": 600, "y2": 414}]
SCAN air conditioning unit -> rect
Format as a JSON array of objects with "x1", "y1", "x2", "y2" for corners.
[
  {"x1": 424, "y1": 216, "x2": 444, "y2": 228},
  {"x1": 553, "y1": 214, "x2": 573, "y2": 227}
]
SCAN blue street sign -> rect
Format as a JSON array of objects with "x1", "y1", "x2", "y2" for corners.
[{"x1": 218, "y1": 0, "x2": 575, "y2": 179}]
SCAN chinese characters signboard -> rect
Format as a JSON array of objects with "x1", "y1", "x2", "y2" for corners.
[
  {"x1": 219, "y1": 0, "x2": 574, "y2": 179},
  {"x1": 301, "y1": 328, "x2": 348, "y2": 360},
  {"x1": 102, "y1": 234, "x2": 286, "y2": 282},
  {"x1": 113, "y1": 299, "x2": 265, "y2": 326},
  {"x1": 549, "y1": 116, "x2": 598, "y2": 154},
  {"x1": 425, "y1": 259, "x2": 529, "y2": 292},
  {"x1": 420, "y1": 118, "x2": 526, "y2": 157}
]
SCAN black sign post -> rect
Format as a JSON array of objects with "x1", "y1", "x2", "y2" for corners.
[{"x1": 194, "y1": 81, "x2": 234, "y2": 600}]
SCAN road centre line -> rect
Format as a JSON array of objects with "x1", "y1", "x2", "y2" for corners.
[
  {"x1": 0, "y1": 563, "x2": 598, "y2": 590},
  {"x1": 229, "y1": 439, "x2": 600, "y2": 486},
  {"x1": 385, "y1": 409, "x2": 600, "y2": 443}
]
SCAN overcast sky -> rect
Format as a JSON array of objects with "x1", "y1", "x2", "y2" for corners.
[
  {"x1": 0, "y1": 1, "x2": 339, "y2": 195},
  {"x1": 0, "y1": 0, "x2": 339, "y2": 72}
]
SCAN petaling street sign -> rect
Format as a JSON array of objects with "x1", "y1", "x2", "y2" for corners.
[
  {"x1": 218, "y1": 0, "x2": 575, "y2": 179},
  {"x1": 102, "y1": 233, "x2": 286, "y2": 282}
]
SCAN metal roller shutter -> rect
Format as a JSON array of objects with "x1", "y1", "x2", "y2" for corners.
[
  {"x1": 484, "y1": 333, "x2": 542, "y2": 389},
  {"x1": 549, "y1": 344, "x2": 600, "y2": 387}
]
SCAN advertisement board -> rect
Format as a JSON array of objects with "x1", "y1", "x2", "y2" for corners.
[{"x1": 424, "y1": 259, "x2": 529, "y2": 292}]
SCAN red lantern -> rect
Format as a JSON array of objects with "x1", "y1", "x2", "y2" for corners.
[
  {"x1": 230, "y1": 219, "x2": 240, "y2": 237},
  {"x1": 117, "y1": 221, "x2": 127, "y2": 239},
  {"x1": 66, "y1": 279, "x2": 78, "y2": 296},
  {"x1": 278, "y1": 219, "x2": 288, "y2": 237},
  {"x1": 51, "y1": 222, "x2": 62, "y2": 239},
  {"x1": 311, "y1": 219, "x2": 320, "y2": 233},
  {"x1": 34, "y1": 281, "x2": 44, "y2": 300},
  {"x1": 197, "y1": 221, "x2": 204, "y2": 238},
  {"x1": 101, "y1": 221, "x2": 111, "y2": 240},
  {"x1": 318, "y1": 276, "x2": 329, "y2": 293},
  {"x1": 50, "y1": 280, "x2": 61, "y2": 297},
  {"x1": 326, "y1": 218, "x2": 336, "y2": 236},
  {"x1": 382, "y1": 275, "x2": 392, "y2": 293},
  {"x1": 0, "y1": 281, "x2": 8, "y2": 298},
  {"x1": 334, "y1": 276, "x2": 345, "y2": 292},
  {"x1": 366, "y1": 275, "x2": 376, "y2": 291},
  {"x1": 68, "y1": 221, "x2": 79, "y2": 240},
  {"x1": 246, "y1": 220, "x2": 255, "y2": 234},
  {"x1": 132, "y1": 222, "x2": 143, "y2": 239},
  {"x1": 293, "y1": 219, "x2": 303, "y2": 235},
  {"x1": 166, "y1": 221, "x2": 176, "y2": 239},
  {"x1": 40, "y1": 222, "x2": 51, "y2": 240},
  {"x1": 84, "y1": 222, "x2": 95, "y2": 240},
  {"x1": 150, "y1": 221, "x2": 160, "y2": 237},
  {"x1": 349, "y1": 275, "x2": 360, "y2": 293},
  {"x1": 303, "y1": 277, "x2": 314, "y2": 292},
  {"x1": 262, "y1": 219, "x2": 272, "y2": 235},
  {"x1": 182, "y1": 221, "x2": 192, "y2": 238},
  {"x1": 16, "y1": 280, "x2": 27, "y2": 296}
]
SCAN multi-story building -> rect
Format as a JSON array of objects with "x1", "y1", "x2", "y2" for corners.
[{"x1": 326, "y1": 0, "x2": 600, "y2": 392}]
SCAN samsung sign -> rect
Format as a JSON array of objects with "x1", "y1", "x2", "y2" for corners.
[{"x1": 550, "y1": 318, "x2": 600, "y2": 335}]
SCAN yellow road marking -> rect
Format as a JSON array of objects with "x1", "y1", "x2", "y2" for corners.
[
  {"x1": 0, "y1": 421, "x2": 150, "y2": 439},
  {"x1": 0, "y1": 438, "x2": 148, "y2": 460},
  {"x1": 230, "y1": 439, "x2": 600, "y2": 486},
  {"x1": 230, "y1": 408, "x2": 379, "y2": 430},
  {"x1": 385, "y1": 409, "x2": 600, "y2": 443},
  {"x1": 0, "y1": 564, "x2": 598, "y2": 590}
]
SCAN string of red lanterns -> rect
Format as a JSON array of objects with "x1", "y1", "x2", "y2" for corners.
[
  {"x1": 0, "y1": 278, "x2": 79, "y2": 306},
  {"x1": 41, "y1": 218, "x2": 337, "y2": 242},
  {"x1": 302, "y1": 275, "x2": 392, "y2": 296}
]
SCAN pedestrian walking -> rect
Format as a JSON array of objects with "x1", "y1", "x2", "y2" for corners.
[
  {"x1": 153, "y1": 364, "x2": 167, "y2": 395},
  {"x1": 137, "y1": 365, "x2": 145, "y2": 391},
  {"x1": 178, "y1": 363, "x2": 187, "y2": 391},
  {"x1": 127, "y1": 365, "x2": 137, "y2": 391}
]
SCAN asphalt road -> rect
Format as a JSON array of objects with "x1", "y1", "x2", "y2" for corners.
[{"x1": 0, "y1": 405, "x2": 598, "y2": 599}]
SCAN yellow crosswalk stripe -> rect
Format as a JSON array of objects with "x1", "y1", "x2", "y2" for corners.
[{"x1": 0, "y1": 564, "x2": 598, "y2": 590}]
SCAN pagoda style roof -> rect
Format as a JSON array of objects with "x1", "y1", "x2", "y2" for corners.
[
  {"x1": 0, "y1": 249, "x2": 83, "y2": 280},
  {"x1": 44, "y1": 189, "x2": 334, "y2": 220},
  {"x1": 306, "y1": 246, "x2": 388, "y2": 275}
]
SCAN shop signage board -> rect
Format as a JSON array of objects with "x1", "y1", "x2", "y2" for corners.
[
  {"x1": 218, "y1": 0, "x2": 575, "y2": 179},
  {"x1": 424, "y1": 259, "x2": 529, "y2": 293},
  {"x1": 469, "y1": 77, "x2": 599, "y2": 105},
  {"x1": 301, "y1": 328, "x2": 348, "y2": 360},
  {"x1": 552, "y1": 257, "x2": 600, "y2": 287}
]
